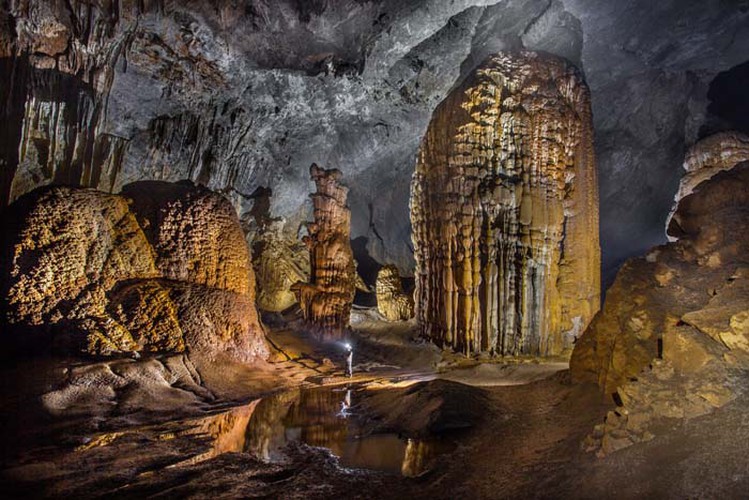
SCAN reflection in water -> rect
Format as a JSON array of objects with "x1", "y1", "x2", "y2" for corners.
[{"x1": 241, "y1": 385, "x2": 451, "y2": 476}]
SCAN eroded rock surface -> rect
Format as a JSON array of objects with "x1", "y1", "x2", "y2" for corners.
[
  {"x1": 572, "y1": 160, "x2": 749, "y2": 455},
  {"x1": 246, "y1": 192, "x2": 311, "y2": 314},
  {"x1": 411, "y1": 51, "x2": 600, "y2": 357},
  {"x1": 292, "y1": 165, "x2": 356, "y2": 338},
  {"x1": 1, "y1": 183, "x2": 267, "y2": 361},
  {"x1": 376, "y1": 265, "x2": 414, "y2": 322}
]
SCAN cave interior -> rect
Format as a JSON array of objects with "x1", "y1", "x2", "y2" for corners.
[{"x1": 1, "y1": 1, "x2": 749, "y2": 498}]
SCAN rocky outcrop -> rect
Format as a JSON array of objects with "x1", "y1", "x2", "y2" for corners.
[
  {"x1": 292, "y1": 164, "x2": 356, "y2": 338},
  {"x1": 376, "y1": 265, "x2": 414, "y2": 322},
  {"x1": 572, "y1": 160, "x2": 749, "y2": 456},
  {"x1": 410, "y1": 51, "x2": 600, "y2": 357},
  {"x1": 1, "y1": 183, "x2": 267, "y2": 361},
  {"x1": 666, "y1": 131, "x2": 749, "y2": 239}
]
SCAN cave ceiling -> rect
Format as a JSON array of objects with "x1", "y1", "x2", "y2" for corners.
[{"x1": 2, "y1": 0, "x2": 749, "y2": 280}]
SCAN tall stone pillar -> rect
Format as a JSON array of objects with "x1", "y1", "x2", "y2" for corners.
[
  {"x1": 292, "y1": 164, "x2": 356, "y2": 339},
  {"x1": 410, "y1": 51, "x2": 600, "y2": 357}
]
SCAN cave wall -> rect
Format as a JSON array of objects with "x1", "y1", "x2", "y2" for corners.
[
  {"x1": 411, "y1": 51, "x2": 599, "y2": 356},
  {"x1": 1, "y1": 0, "x2": 748, "y2": 283}
]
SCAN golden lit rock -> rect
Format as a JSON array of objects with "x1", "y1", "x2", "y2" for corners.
[
  {"x1": 108, "y1": 280, "x2": 185, "y2": 353},
  {"x1": 3, "y1": 187, "x2": 159, "y2": 325},
  {"x1": 1, "y1": 183, "x2": 267, "y2": 361},
  {"x1": 376, "y1": 265, "x2": 414, "y2": 321},
  {"x1": 410, "y1": 51, "x2": 600, "y2": 356},
  {"x1": 123, "y1": 182, "x2": 255, "y2": 296},
  {"x1": 253, "y1": 221, "x2": 310, "y2": 312}
]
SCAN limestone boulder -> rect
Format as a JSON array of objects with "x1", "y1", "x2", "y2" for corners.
[
  {"x1": 666, "y1": 131, "x2": 749, "y2": 236},
  {"x1": 123, "y1": 181, "x2": 254, "y2": 295},
  {"x1": 0, "y1": 186, "x2": 160, "y2": 354}
]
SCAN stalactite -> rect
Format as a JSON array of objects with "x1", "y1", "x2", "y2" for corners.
[
  {"x1": 292, "y1": 164, "x2": 356, "y2": 339},
  {"x1": 410, "y1": 51, "x2": 600, "y2": 357}
]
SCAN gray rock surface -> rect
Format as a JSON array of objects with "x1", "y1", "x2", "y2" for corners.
[{"x1": 1, "y1": 0, "x2": 748, "y2": 278}]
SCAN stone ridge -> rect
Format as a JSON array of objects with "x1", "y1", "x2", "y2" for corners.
[
  {"x1": 292, "y1": 164, "x2": 356, "y2": 338},
  {"x1": 410, "y1": 51, "x2": 600, "y2": 357}
]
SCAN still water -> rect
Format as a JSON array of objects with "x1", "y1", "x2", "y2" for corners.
[
  {"x1": 246, "y1": 385, "x2": 453, "y2": 476},
  {"x1": 186, "y1": 385, "x2": 452, "y2": 477}
]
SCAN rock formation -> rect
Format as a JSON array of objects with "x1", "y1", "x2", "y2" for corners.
[
  {"x1": 292, "y1": 164, "x2": 356, "y2": 338},
  {"x1": 123, "y1": 181, "x2": 254, "y2": 295},
  {"x1": 245, "y1": 188, "x2": 310, "y2": 313},
  {"x1": 666, "y1": 131, "x2": 749, "y2": 238},
  {"x1": 571, "y1": 150, "x2": 749, "y2": 455},
  {"x1": 1, "y1": 183, "x2": 267, "y2": 361},
  {"x1": 252, "y1": 222, "x2": 311, "y2": 313},
  {"x1": 376, "y1": 265, "x2": 414, "y2": 322},
  {"x1": 410, "y1": 51, "x2": 600, "y2": 357}
]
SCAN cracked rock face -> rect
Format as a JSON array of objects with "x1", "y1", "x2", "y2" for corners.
[
  {"x1": 1, "y1": 1, "x2": 748, "y2": 282},
  {"x1": 1, "y1": 183, "x2": 267, "y2": 361},
  {"x1": 572, "y1": 159, "x2": 749, "y2": 455},
  {"x1": 292, "y1": 164, "x2": 356, "y2": 338},
  {"x1": 411, "y1": 51, "x2": 599, "y2": 357},
  {"x1": 376, "y1": 264, "x2": 414, "y2": 322}
]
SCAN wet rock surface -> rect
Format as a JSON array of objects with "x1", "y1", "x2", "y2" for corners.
[{"x1": 411, "y1": 51, "x2": 599, "y2": 357}]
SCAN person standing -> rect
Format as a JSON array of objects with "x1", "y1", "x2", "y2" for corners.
[{"x1": 345, "y1": 343, "x2": 353, "y2": 378}]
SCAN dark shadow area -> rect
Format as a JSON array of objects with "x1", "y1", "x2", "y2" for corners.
[
  {"x1": 701, "y1": 59, "x2": 749, "y2": 137},
  {"x1": 351, "y1": 236, "x2": 380, "y2": 306}
]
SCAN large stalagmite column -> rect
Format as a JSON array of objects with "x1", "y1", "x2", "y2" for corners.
[
  {"x1": 292, "y1": 164, "x2": 356, "y2": 339},
  {"x1": 410, "y1": 51, "x2": 600, "y2": 357}
]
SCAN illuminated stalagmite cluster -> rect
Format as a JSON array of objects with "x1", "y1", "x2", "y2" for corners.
[
  {"x1": 292, "y1": 165, "x2": 356, "y2": 338},
  {"x1": 376, "y1": 265, "x2": 414, "y2": 322},
  {"x1": 410, "y1": 51, "x2": 600, "y2": 357}
]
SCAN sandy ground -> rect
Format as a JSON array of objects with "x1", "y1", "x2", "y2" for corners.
[{"x1": 1, "y1": 309, "x2": 748, "y2": 498}]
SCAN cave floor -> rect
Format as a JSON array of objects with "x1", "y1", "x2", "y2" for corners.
[{"x1": 1, "y1": 311, "x2": 748, "y2": 499}]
